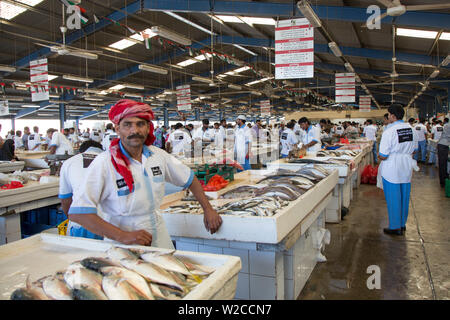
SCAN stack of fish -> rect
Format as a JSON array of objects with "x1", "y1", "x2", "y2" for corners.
[
  {"x1": 10, "y1": 246, "x2": 214, "y2": 300},
  {"x1": 216, "y1": 196, "x2": 290, "y2": 217},
  {"x1": 316, "y1": 150, "x2": 359, "y2": 157}
]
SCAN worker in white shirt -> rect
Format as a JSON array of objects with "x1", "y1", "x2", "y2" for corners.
[
  {"x1": 102, "y1": 123, "x2": 118, "y2": 151},
  {"x1": 234, "y1": 115, "x2": 252, "y2": 170},
  {"x1": 298, "y1": 117, "x2": 322, "y2": 153},
  {"x1": 90, "y1": 128, "x2": 103, "y2": 143},
  {"x1": 212, "y1": 122, "x2": 225, "y2": 149},
  {"x1": 428, "y1": 119, "x2": 444, "y2": 165},
  {"x1": 13, "y1": 130, "x2": 24, "y2": 149},
  {"x1": 413, "y1": 118, "x2": 428, "y2": 163},
  {"x1": 334, "y1": 123, "x2": 344, "y2": 136},
  {"x1": 59, "y1": 140, "x2": 105, "y2": 240},
  {"x1": 437, "y1": 118, "x2": 450, "y2": 188},
  {"x1": 378, "y1": 104, "x2": 418, "y2": 236},
  {"x1": 68, "y1": 127, "x2": 80, "y2": 148},
  {"x1": 193, "y1": 119, "x2": 214, "y2": 143},
  {"x1": 68, "y1": 99, "x2": 222, "y2": 248},
  {"x1": 293, "y1": 120, "x2": 304, "y2": 142},
  {"x1": 28, "y1": 126, "x2": 42, "y2": 151},
  {"x1": 47, "y1": 128, "x2": 74, "y2": 155},
  {"x1": 166, "y1": 122, "x2": 192, "y2": 155},
  {"x1": 280, "y1": 121, "x2": 298, "y2": 158},
  {"x1": 363, "y1": 119, "x2": 378, "y2": 164}
]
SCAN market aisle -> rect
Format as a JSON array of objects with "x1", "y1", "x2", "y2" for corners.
[{"x1": 298, "y1": 164, "x2": 449, "y2": 300}]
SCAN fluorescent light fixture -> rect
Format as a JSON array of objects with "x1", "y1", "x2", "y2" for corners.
[
  {"x1": 246, "y1": 77, "x2": 273, "y2": 86},
  {"x1": 109, "y1": 84, "x2": 125, "y2": 91},
  {"x1": 84, "y1": 97, "x2": 104, "y2": 101},
  {"x1": 271, "y1": 95, "x2": 281, "y2": 99},
  {"x1": 344, "y1": 63, "x2": 355, "y2": 73},
  {"x1": 109, "y1": 39, "x2": 137, "y2": 50},
  {"x1": 138, "y1": 64, "x2": 168, "y2": 75},
  {"x1": 328, "y1": 42, "x2": 342, "y2": 57},
  {"x1": 223, "y1": 66, "x2": 251, "y2": 76},
  {"x1": 233, "y1": 44, "x2": 258, "y2": 56},
  {"x1": 60, "y1": 50, "x2": 98, "y2": 60},
  {"x1": 251, "y1": 91, "x2": 262, "y2": 96},
  {"x1": 215, "y1": 15, "x2": 243, "y2": 23},
  {"x1": 396, "y1": 28, "x2": 438, "y2": 39},
  {"x1": 228, "y1": 84, "x2": 242, "y2": 90},
  {"x1": 430, "y1": 69, "x2": 440, "y2": 78},
  {"x1": 0, "y1": 64, "x2": 16, "y2": 72},
  {"x1": 123, "y1": 83, "x2": 145, "y2": 90},
  {"x1": 63, "y1": 74, "x2": 94, "y2": 83},
  {"x1": 163, "y1": 90, "x2": 176, "y2": 95},
  {"x1": 0, "y1": 0, "x2": 44, "y2": 20},
  {"x1": 442, "y1": 54, "x2": 450, "y2": 67},
  {"x1": 177, "y1": 53, "x2": 212, "y2": 67},
  {"x1": 285, "y1": 98, "x2": 293, "y2": 102},
  {"x1": 151, "y1": 26, "x2": 192, "y2": 46},
  {"x1": 47, "y1": 74, "x2": 58, "y2": 81},
  {"x1": 164, "y1": 11, "x2": 215, "y2": 35},
  {"x1": 123, "y1": 93, "x2": 143, "y2": 98},
  {"x1": 192, "y1": 76, "x2": 214, "y2": 84},
  {"x1": 440, "y1": 32, "x2": 450, "y2": 41},
  {"x1": 239, "y1": 17, "x2": 276, "y2": 25},
  {"x1": 297, "y1": 0, "x2": 322, "y2": 28}
]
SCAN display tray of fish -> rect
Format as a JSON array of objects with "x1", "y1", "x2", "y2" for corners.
[
  {"x1": 316, "y1": 150, "x2": 360, "y2": 157},
  {"x1": 9, "y1": 246, "x2": 215, "y2": 300}
]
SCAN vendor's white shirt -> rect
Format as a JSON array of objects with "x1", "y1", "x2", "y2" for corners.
[
  {"x1": 379, "y1": 120, "x2": 419, "y2": 184},
  {"x1": 28, "y1": 133, "x2": 41, "y2": 150},
  {"x1": 50, "y1": 131, "x2": 74, "y2": 155},
  {"x1": 234, "y1": 124, "x2": 252, "y2": 163},
  {"x1": 193, "y1": 127, "x2": 214, "y2": 142},
  {"x1": 69, "y1": 133, "x2": 79, "y2": 145},
  {"x1": 14, "y1": 136, "x2": 24, "y2": 148},
  {"x1": 280, "y1": 128, "x2": 298, "y2": 155},
  {"x1": 363, "y1": 125, "x2": 378, "y2": 141},
  {"x1": 69, "y1": 143, "x2": 194, "y2": 249},
  {"x1": 59, "y1": 147, "x2": 104, "y2": 230},
  {"x1": 431, "y1": 124, "x2": 443, "y2": 141},
  {"x1": 302, "y1": 125, "x2": 322, "y2": 152},
  {"x1": 225, "y1": 128, "x2": 235, "y2": 142},
  {"x1": 102, "y1": 130, "x2": 118, "y2": 151},
  {"x1": 414, "y1": 123, "x2": 427, "y2": 141},
  {"x1": 90, "y1": 131, "x2": 103, "y2": 143},
  {"x1": 168, "y1": 129, "x2": 192, "y2": 154},
  {"x1": 335, "y1": 125, "x2": 344, "y2": 135}
]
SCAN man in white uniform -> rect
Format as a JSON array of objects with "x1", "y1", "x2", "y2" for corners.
[
  {"x1": 299, "y1": 117, "x2": 322, "y2": 153},
  {"x1": 28, "y1": 126, "x2": 41, "y2": 151},
  {"x1": 280, "y1": 122, "x2": 298, "y2": 158},
  {"x1": 166, "y1": 122, "x2": 192, "y2": 155},
  {"x1": 212, "y1": 122, "x2": 225, "y2": 149},
  {"x1": 102, "y1": 123, "x2": 118, "y2": 151},
  {"x1": 59, "y1": 140, "x2": 104, "y2": 239},
  {"x1": 234, "y1": 115, "x2": 252, "y2": 170},
  {"x1": 47, "y1": 128, "x2": 74, "y2": 155},
  {"x1": 428, "y1": 119, "x2": 443, "y2": 165},
  {"x1": 334, "y1": 123, "x2": 344, "y2": 136},
  {"x1": 68, "y1": 99, "x2": 222, "y2": 248},
  {"x1": 413, "y1": 118, "x2": 428, "y2": 163},
  {"x1": 363, "y1": 119, "x2": 378, "y2": 164},
  {"x1": 193, "y1": 119, "x2": 214, "y2": 143},
  {"x1": 68, "y1": 127, "x2": 80, "y2": 149},
  {"x1": 378, "y1": 104, "x2": 418, "y2": 236},
  {"x1": 13, "y1": 130, "x2": 24, "y2": 149}
]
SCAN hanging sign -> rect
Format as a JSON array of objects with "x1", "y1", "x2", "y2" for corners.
[
  {"x1": 260, "y1": 100, "x2": 271, "y2": 116},
  {"x1": 0, "y1": 100, "x2": 9, "y2": 116},
  {"x1": 359, "y1": 95, "x2": 371, "y2": 112},
  {"x1": 176, "y1": 85, "x2": 191, "y2": 111},
  {"x1": 30, "y1": 58, "x2": 49, "y2": 102},
  {"x1": 335, "y1": 73, "x2": 355, "y2": 103},
  {"x1": 275, "y1": 18, "x2": 314, "y2": 79}
]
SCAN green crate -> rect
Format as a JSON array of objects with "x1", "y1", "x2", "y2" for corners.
[{"x1": 194, "y1": 164, "x2": 235, "y2": 184}]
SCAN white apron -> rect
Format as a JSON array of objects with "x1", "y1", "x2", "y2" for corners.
[{"x1": 377, "y1": 153, "x2": 419, "y2": 189}]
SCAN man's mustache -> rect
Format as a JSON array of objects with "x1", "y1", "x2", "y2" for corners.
[{"x1": 127, "y1": 134, "x2": 145, "y2": 140}]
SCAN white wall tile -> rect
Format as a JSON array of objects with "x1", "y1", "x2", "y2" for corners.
[
  {"x1": 175, "y1": 237, "x2": 204, "y2": 245},
  {"x1": 234, "y1": 272, "x2": 250, "y2": 300},
  {"x1": 197, "y1": 245, "x2": 223, "y2": 254},
  {"x1": 250, "y1": 275, "x2": 276, "y2": 300},
  {"x1": 224, "y1": 248, "x2": 249, "y2": 274},
  {"x1": 203, "y1": 239, "x2": 230, "y2": 248},
  {"x1": 175, "y1": 241, "x2": 199, "y2": 252},
  {"x1": 229, "y1": 241, "x2": 257, "y2": 251},
  {"x1": 249, "y1": 251, "x2": 276, "y2": 277}
]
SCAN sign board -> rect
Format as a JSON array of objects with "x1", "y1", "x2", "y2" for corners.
[
  {"x1": 260, "y1": 100, "x2": 271, "y2": 116},
  {"x1": 176, "y1": 85, "x2": 191, "y2": 111},
  {"x1": 30, "y1": 58, "x2": 49, "y2": 102},
  {"x1": 335, "y1": 73, "x2": 355, "y2": 103},
  {"x1": 0, "y1": 100, "x2": 9, "y2": 116},
  {"x1": 275, "y1": 18, "x2": 314, "y2": 79},
  {"x1": 359, "y1": 95, "x2": 371, "y2": 112}
]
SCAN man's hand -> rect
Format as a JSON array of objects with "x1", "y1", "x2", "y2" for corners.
[
  {"x1": 203, "y1": 208, "x2": 223, "y2": 234},
  {"x1": 118, "y1": 229, "x2": 153, "y2": 246}
]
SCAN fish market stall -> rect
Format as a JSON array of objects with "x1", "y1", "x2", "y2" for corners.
[
  {"x1": 15, "y1": 151, "x2": 50, "y2": 169},
  {"x1": 267, "y1": 155, "x2": 356, "y2": 223},
  {"x1": 0, "y1": 233, "x2": 241, "y2": 300},
  {"x1": 0, "y1": 161, "x2": 25, "y2": 173},
  {"x1": 160, "y1": 168, "x2": 338, "y2": 299},
  {"x1": 0, "y1": 170, "x2": 59, "y2": 245}
]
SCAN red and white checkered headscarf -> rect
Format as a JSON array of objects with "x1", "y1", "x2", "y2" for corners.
[{"x1": 108, "y1": 99, "x2": 155, "y2": 192}]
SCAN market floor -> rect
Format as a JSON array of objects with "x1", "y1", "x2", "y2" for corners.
[{"x1": 298, "y1": 164, "x2": 449, "y2": 300}]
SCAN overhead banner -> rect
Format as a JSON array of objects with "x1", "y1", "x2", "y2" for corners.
[
  {"x1": 30, "y1": 58, "x2": 49, "y2": 102},
  {"x1": 260, "y1": 100, "x2": 271, "y2": 116},
  {"x1": 359, "y1": 95, "x2": 371, "y2": 112},
  {"x1": 335, "y1": 73, "x2": 355, "y2": 103},
  {"x1": 176, "y1": 85, "x2": 191, "y2": 111},
  {"x1": 0, "y1": 100, "x2": 9, "y2": 116},
  {"x1": 275, "y1": 18, "x2": 314, "y2": 79}
]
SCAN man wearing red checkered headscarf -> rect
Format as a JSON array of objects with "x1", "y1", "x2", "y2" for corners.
[{"x1": 68, "y1": 99, "x2": 222, "y2": 248}]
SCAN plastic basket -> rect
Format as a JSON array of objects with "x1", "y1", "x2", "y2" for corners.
[{"x1": 57, "y1": 219, "x2": 68, "y2": 236}]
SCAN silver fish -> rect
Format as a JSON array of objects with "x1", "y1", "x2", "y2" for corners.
[
  {"x1": 140, "y1": 252, "x2": 191, "y2": 276},
  {"x1": 102, "y1": 275, "x2": 149, "y2": 300},
  {"x1": 64, "y1": 264, "x2": 103, "y2": 292},
  {"x1": 42, "y1": 274, "x2": 73, "y2": 300},
  {"x1": 100, "y1": 266, "x2": 154, "y2": 300},
  {"x1": 107, "y1": 246, "x2": 139, "y2": 262},
  {"x1": 71, "y1": 285, "x2": 108, "y2": 300}
]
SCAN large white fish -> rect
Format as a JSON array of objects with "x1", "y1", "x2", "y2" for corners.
[
  {"x1": 71, "y1": 285, "x2": 108, "y2": 300},
  {"x1": 42, "y1": 275, "x2": 73, "y2": 300},
  {"x1": 102, "y1": 275, "x2": 149, "y2": 300},
  {"x1": 140, "y1": 252, "x2": 191, "y2": 276},
  {"x1": 64, "y1": 264, "x2": 103, "y2": 292},
  {"x1": 119, "y1": 258, "x2": 185, "y2": 292},
  {"x1": 107, "y1": 246, "x2": 139, "y2": 262},
  {"x1": 100, "y1": 266, "x2": 154, "y2": 300}
]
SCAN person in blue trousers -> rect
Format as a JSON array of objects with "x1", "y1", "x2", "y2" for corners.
[
  {"x1": 378, "y1": 104, "x2": 419, "y2": 236},
  {"x1": 413, "y1": 118, "x2": 428, "y2": 163}
]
